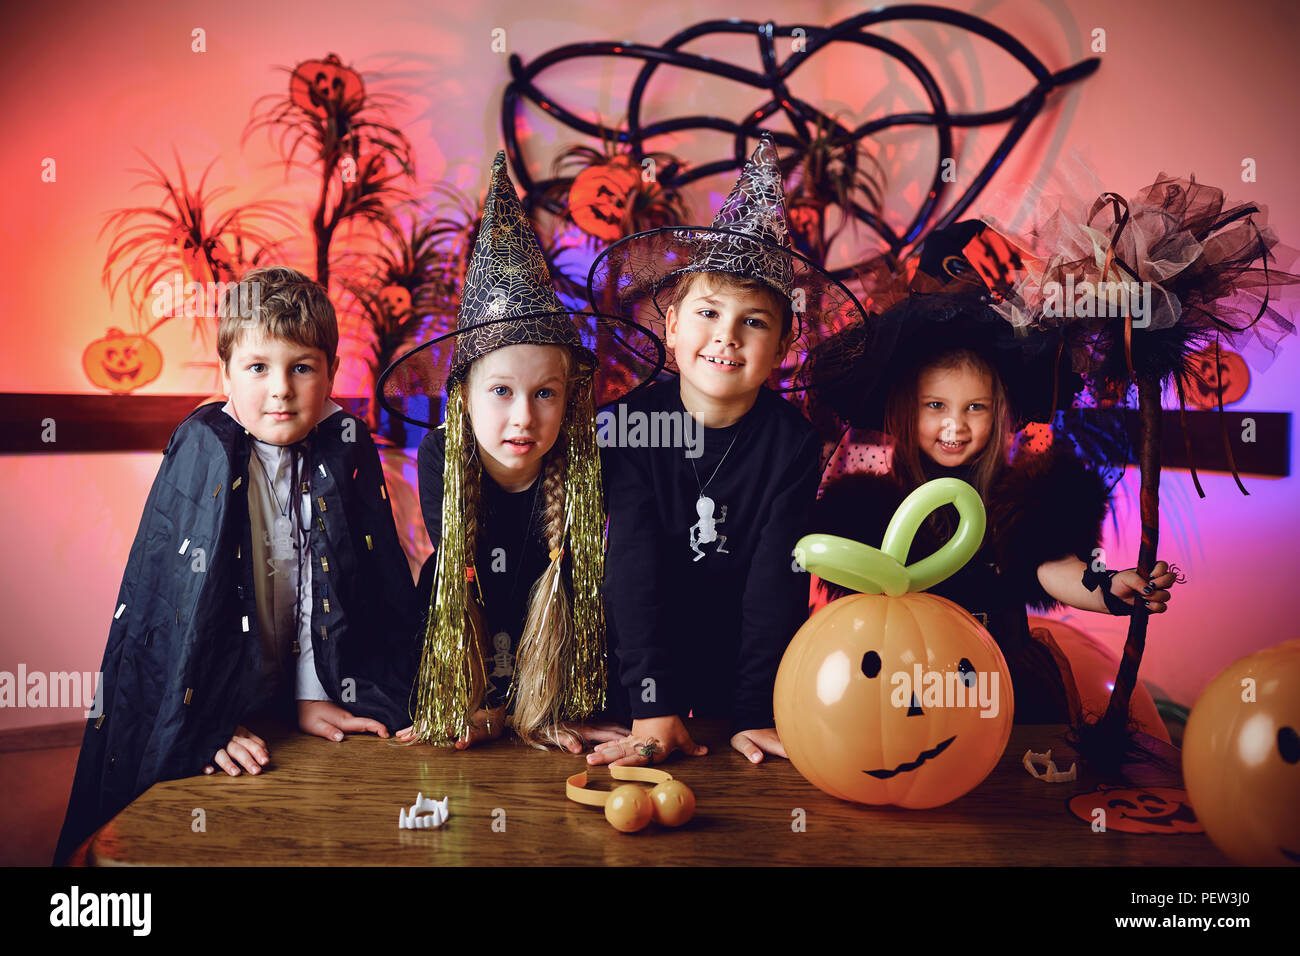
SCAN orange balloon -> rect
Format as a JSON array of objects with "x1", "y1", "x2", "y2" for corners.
[
  {"x1": 1182, "y1": 640, "x2": 1300, "y2": 866},
  {"x1": 650, "y1": 780, "x2": 696, "y2": 827},
  {"x1": 775, "y1": 593, "x2": 1014, "y2": 808},
  {"x1": 1027, "y1": 616, "x2": 1169, "y2": 743},
  {"x1": 604, "y1": 784, "x2": 654, "y2": 833}
]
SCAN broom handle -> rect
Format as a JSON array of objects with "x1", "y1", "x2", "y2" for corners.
[{"x1": 1098, "y1": 375, "x2": 1161, "y2": 737}]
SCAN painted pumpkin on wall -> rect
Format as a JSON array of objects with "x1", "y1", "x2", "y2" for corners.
[
  {"x1": 1182, "y1": 639, "x2": 1300, "y2": 866},
  {"x1": 289, "y1": 53, "x2": 364, "y2": 119},
  {"x1": 778, "y1": 479, "x2": 1014, "y2": 808},
  {"x1": 569, "y1": 156, "x2": 646, "y2": 242},
  {"x1": 83, "y1": 328, "x2": 163, "y2": 394},
  {"x1": 1185, "y1": 347, "x2": 1250, "y2": 409}
]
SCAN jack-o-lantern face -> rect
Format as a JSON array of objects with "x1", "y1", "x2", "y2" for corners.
[
  {"x1": 1186, "y1": 347, "x2": 1249, "y2": 409},
  {"x1": 774, "y1": 592, "x2": 1014, "y2": 808},
  {"x1": 1182, "y1": 639, "x2": 1300, "y2": 866},
  {"x1": 1089, "y1": 376, "x2": 1130, "y2": 408},
  {"x1": 786, "y1": 200, "x2": 822, "y2": 240},
  {"x1": 569, "y1": 157, "x2": 646, "y2": 242},
  {"x1": 1067, "y1": 786, "x2": 1203, "y2": 834},
  {"x1": 289, "y1": 54, "x2": 365, "y2": 119},
  {"x1": 83, "y1": 329, "x2": 163, "y2": 394},
  {"x1": 380, "y1": 285, "x2": 412, "y2": 320}
]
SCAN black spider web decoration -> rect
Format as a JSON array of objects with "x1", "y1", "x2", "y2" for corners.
[{"x1": 500, "y1": 5, "x2": 1098, "y2": 280}]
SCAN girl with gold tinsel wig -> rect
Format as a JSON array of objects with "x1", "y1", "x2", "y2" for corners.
[{"x1": 379, "y1": 152, "x2": 664, "y2": 750}]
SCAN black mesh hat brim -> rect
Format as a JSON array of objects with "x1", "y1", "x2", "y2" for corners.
[
  {"x1": 378, "y1": 311, "x2": 666, "y2": 429},
  {"x1": 586, "y1": 226, "x2": 870, "y2": 393}
]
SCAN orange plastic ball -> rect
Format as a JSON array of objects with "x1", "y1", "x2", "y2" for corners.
[
  {"x1": 1182, "y1": 639, "x2": 1300, "y2": 866},
  {"x1": 774, "y1": 592, "x2": 1014, "y2": 808},
  {"x1": 649, "y1": 780, "x2": 696, "y2": 827},
  {"x1": 604, "y1": 784, "x2": 654, "y2": 833}
]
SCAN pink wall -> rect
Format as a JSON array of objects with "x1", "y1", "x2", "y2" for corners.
[{"x1": 1, "y1": 0, "x2": 1296, "y2": 728}]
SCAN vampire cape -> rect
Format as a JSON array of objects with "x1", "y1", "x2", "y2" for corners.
[
  {"x1": 811, "y1": 443, "x2": 1111, "y2": 724},
  {"x1": 54, "y1": 403, "x2": 420, "y2": 864}
]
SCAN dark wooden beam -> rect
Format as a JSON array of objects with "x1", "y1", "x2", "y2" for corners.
[{"x1": 0, "y1": 394, "x2": 373, "y2": 453}]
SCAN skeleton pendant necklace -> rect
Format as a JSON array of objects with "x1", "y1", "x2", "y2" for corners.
[{"x1": 688, "y1": 425, "x2": 740, "y2": 562}]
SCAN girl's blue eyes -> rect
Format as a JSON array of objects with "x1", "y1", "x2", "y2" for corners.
[
  {"x1": 490, "y1": 386, "x2": 558, "y2": 399},
  {"x1": 926, "y1": 402, "x2": 987, "y2": 411}
]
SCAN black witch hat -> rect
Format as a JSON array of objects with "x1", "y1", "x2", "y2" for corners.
[
  {"x1": 380, "y1": 151, "x2": 665, "y2": 427},
  {"x1": 807, "y1": 220, "x2": 1083, "y2": 433},
  {"x1": 586, "y1": 135, "x2": 868, "y2": 392}
]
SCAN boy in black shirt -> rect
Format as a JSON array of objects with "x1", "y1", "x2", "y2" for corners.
[{"x1": 586, "y1": 136, "x2": 867, "y2": 765}]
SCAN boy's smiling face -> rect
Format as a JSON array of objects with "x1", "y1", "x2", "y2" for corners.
[
  {"x1": 221, "y1": 329, "x2": 338, "y2": 445},
  {"x1": 666, "y1": 273, "x2": 793, "y2": 411}
]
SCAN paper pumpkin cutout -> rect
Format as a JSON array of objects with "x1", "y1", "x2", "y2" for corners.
[
  {"x1": 83, "y1": 328, "x2": 162, "y2": 394},
  {"x1": 1182, "y1": 639, "x2": 1300, "y2": 865},
  {"x1": 1185, "y1": 347, "x2": 1250, "y2": 408},
  {"x1": 1067, "y1": 785, "x2": 1202, "y2": 834},
  {"x1": 778, "y1": 478, "x2": 1014, "y2": 808}
]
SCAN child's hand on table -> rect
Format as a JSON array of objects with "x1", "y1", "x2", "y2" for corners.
[
  {"x1": 297, "y1": 700, "x2": 390, "y2": 742},
  {"x1": 548, "y1": 720, "x2": 631, "y2": 754},
  {"x1": 395, "y1": 706, "x2": 508, "y2": 748},
  {"x1": 452, "y1": 706, "x2": 507, "y2": 749},
  {"x1": 204, "y1": 726, "x2": 268, "y2": 776},
  {"x1": 587, "y1": 715, "x2": 708, "y2": 766},
  {"x1": 730, "y1": 728, "x2": 787, "y2": 764}
]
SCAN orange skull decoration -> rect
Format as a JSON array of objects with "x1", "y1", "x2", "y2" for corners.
[
  {"x1": 1067, "y1": 786, "x2": 1202, "y2": 834},
  {"x1": 379, "y1": 285, "x2": 412, "y2": 320},
  {"x1": 777, "y1": 478, "x2": 1014, "y2": 808},
  {"x1": 83, "y1": 328, "x2": 163, "y2": 394},
  {"x1": 569, "y1": 157, "x2": 645, "y2": 242},
  {"x1": 1182, "y1": 639, "x2": 1300, "y2": 865}
]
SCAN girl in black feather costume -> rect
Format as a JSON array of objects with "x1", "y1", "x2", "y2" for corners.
[{"x1": 807, "y1": 254, "x2": 1180, "y2": 724}]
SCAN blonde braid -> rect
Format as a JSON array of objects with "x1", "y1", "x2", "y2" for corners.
[{"x1": 509, "y1": 450, "x2": 572, "y2": 747}]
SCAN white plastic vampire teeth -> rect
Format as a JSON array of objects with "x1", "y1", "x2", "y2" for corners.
[
  {"x1": 398, "y1": 792, "x2": 450, "y2": 829},
  {"x1": 1022, "y1": 748, "x2": 1078, "y2": 783}
]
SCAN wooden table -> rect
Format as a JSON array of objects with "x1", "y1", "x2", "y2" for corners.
[{"x1": 83, "y1": 720, "x2": 1233, "y2": 866}]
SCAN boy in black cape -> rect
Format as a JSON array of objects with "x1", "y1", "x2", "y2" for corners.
[{"x1": 54, "y1": 267, "x2": 420, "y2": 863}]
